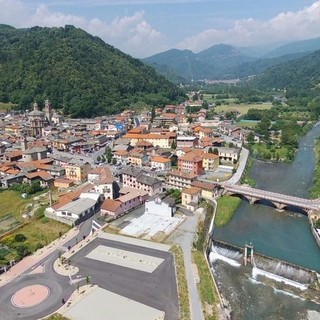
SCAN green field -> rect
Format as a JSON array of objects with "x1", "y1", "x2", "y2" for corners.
[
  {"x1": 0, "y1": 190, "x2": 31, "y2": 221},
  {"x1": 5, "y1": 217, "x2": 70, "y2": 251},
  {"x1": 214, "y1": 103, "x2": 272, "y2": 114}
]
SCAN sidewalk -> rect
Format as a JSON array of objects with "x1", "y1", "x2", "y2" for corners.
[{"x1": 0, "y1": 227, "x2": 79, "y2": 287}]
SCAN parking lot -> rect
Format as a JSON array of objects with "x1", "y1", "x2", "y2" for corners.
[{"x1": 68, "y1": 233, "x2": 179, "y2": 320}]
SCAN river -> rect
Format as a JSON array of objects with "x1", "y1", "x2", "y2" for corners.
[{"x1": 210, "y1": 123, "x2": 320, "y2": 319}]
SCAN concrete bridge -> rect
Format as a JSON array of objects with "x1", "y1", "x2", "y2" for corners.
[{"x1": 221, "y1": 184, "x2": 320, "y2": 215}]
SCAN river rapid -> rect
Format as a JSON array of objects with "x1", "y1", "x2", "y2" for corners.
[{"x1": 210, "y1": 123, "x2": 320, "y2": 319}]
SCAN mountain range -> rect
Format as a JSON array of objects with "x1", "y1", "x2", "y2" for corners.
[{"x1": 142, "y1": 37, "x2": 320, "y2": 82}]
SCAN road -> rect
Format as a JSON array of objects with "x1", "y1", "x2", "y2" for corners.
[
  {"x1": 167, "y1": 211, "x2": 205, "y2": 320},
  {"x1": 0, "y1": 216, "x2": 95, "y2": 320}
]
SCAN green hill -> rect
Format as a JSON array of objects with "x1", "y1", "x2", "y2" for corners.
[
  {"x1": 0, "y1": 25, "x2": 186, "y2": 118},
  {"x1": 249, "y1": 49, "x2": 320, "y2": 91}
]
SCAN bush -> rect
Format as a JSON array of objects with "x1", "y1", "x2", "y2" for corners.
[{"x1": 14, "y1": 234, "x2": 27, "y2": 242}]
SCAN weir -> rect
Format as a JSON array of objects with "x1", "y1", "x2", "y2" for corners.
[{"x1": 210, "y1": 239, "x2": 316, "y2": 286}]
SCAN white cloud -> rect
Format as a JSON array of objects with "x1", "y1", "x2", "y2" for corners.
[
  {"x1": 179, "y1": 1, "x2": 320, "y2": 52},
  {"x1": 0, "y1": 0, "x2": 166, "y2": 57}
]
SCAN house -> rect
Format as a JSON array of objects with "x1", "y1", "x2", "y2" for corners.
[
  {"x1": 150, "y1": 156, "x2": 171, "y2": 171},
  {"x1": 145, "y1": 193, "x2": 176, "y2": 217},
  {"x1": 181, "y1": 187, "x2": 201, "y2": 211},
  {"x1": 167, "y1": 170, "x2": 198, "y2": 190},
  {"x1": 24, "y1": 171, "x2": 54, "y2": 188},
  {"x1": 128, "y1": 150, "x2": 148, "y2": 167},
  {"x1": 198, "y1": 127, "x2": 213, "y2": 139},
  {"x1": 101, "y1": 187, "x2": 148, "y2": 217},
  {"x1": 3, "y1": 150, "x2": 23, "y2": 162},
  {"x1": 218, "y1": 147, "x2": 241, "y2": 163},
  {"x1": 65, "y1": 162, "x2": 91, "y2": 182},
  {"x1": 91, "y1": 167, "x2": 115, "y2": 199},
  {"x1": 22, "y1": 147, "x2": 47, "y2": 162},
  {"x1": 113, "y1": 150, "x2": 129, "y2": 165},
  {"x1": 54, "y1": 178, "x2": 74, "y2": 189},
  {"x1": 191, "y1": 180, "x2": 218, "y2": 199},
  {"x1": 202, "y1": 153, "x2": 220, "y2": 171}
]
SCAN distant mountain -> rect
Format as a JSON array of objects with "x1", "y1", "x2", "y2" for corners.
[
  {"x1": 143, "y1": 37, "x2": 320, "y2": 83},
  {"x1": 216, "y1": 52, "x2": 308, "y2": 80},
  {"x1": 142, "y1": 44, "x2": 256, "y2": 81},
  {"x1": 0, "y1": 25, "x2": 186, "y2": 118},
  {"x1": 249, "y1": 49, "x2": 320, "y2": 90},
  {"x1": 264, "y1": 37, "x2": 320, "y2": 58}
]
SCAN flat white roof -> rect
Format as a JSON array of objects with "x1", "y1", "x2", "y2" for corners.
[
  {"x1": 63, "y1": 287, "x2": 165, "y2": 320},
  {"x1": 86, "y1": 245, "x2": 164, "y2": 273}
]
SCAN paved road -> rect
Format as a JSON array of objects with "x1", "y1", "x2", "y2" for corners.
[
  {"x1": 167, "y1": 211, "x2": 204, "y2": 320},
  {"x1": 0, "y1": 216, "x2": 95, "y2": 320}
]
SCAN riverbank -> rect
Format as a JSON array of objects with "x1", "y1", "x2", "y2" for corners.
[
  {"x1": 310, "y1": 137, "x2": 320, "y2": 199},
  {"x1": 215, "y1": 196, "x2": 241, "y2": 227}
]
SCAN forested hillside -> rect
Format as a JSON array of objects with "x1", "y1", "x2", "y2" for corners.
[
  {"x1": 0, "y1": 24, "x2": 186, "y2": 118},
  {"x1": 250, "y1": 49, "x2": 320, "y2": 92}
]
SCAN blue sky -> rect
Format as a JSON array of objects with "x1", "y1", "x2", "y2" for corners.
[{"x1": 1, "y1": 0, "x2": 320, "y2": 57}]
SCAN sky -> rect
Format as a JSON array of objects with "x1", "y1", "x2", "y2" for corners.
[{"x1": 0, "y1": 0, "x2": 320, "y2": 58}]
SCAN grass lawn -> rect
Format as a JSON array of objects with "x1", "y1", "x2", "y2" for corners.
[
  {"x1": 6, "y1": 217, "x2": 70, "y2": 251},
  {"x1": 215, "y1": 196, "x2": 241, "y2": 227},
  {"x1": 170, "y1": 245, "x2": 190, "y2": 320},
  {"x1": 251, "y1": 144, "x2": 289, "y2": 160},
  {"x1": 215, "y1": 103, "x2": 272, "y2": 115},
  {"x1": 0, "y1": 190, "x2": 31, "y2": 221},
  {"x1": 193, "y1": 251, "x2": 218, "y2": 320}
]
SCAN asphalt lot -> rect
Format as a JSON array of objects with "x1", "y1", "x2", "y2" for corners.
[{"x1": 70, "y1": 237, "x2": 179, "y2": 320}]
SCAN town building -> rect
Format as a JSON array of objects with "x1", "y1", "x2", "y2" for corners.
[
  {"x1": 178, "y1": 152, "x2": 203, "y2": 175},
  {"x1": 145, "y1": 193, "x2": 176, "y2": 217},
  {"x1": 65, "y1": 162, "x2": 91, "y2": 182},
  {"x1": 181, "y1": 187, "x2": 201, "y2": 211},
  {"x1": 167, "y1": 170, "x2": 198, "y2": 190},
  {"x1": 202, "y1": 153, "x2": 220, "y2": 171},
  {"x1": 150, "y1": 156, "x2": 171, "y2": 171}
]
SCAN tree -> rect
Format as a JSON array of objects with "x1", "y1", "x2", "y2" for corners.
[
  {"x1": 151, "y1": 107, "x2": 156, "y2": 123},
  {"x1": 208, "y1": 147, "x2": 213, "y2": 154},
  {"x1": 247, "y1": 132, "x2": 255, "y2": 145},
  {"x1": 112, "y1": 158, "x2": 117, "y2": 165},
  {"x1": 171, "y1": 141, "x2": 177, "y2": 150},
  {"x1": 202, "y1": 100, "x2": 209, "y2": 109},
  {"x1": 213, "y1": 148, "x2": 219, "y2": 155},
  {"x1": 187, "y1": 116, "x2": 193, "y2": 124},
  {"x1": 97, "y1": 155, "x2": 101, "y2": 162}
]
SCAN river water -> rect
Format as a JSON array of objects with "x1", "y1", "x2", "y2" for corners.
[{"x1": 210, "y1": 123, "x2": 320, "y2": 319}]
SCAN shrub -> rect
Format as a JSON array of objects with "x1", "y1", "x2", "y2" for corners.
[{"x1": 14, "y1": 234, "x2": 27, "y2": 242}]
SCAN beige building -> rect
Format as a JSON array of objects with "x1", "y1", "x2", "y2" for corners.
[
  {"x1": 65, "y1": 162, "x2": 91, "y2": 182},
  {"x1": 202, "y1": 153, "x2": 219, "y2": 171},
  {"x1": 123, "y1": 133, "x2": 176, "y2": 148},
  {"x1": 181, "y1": 187, "x2": 201, "y2": 211},
  {"x1": 167, "y1": 170, "x2": 198, "y2": 190}
]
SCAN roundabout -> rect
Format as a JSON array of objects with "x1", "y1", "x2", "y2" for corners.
[{"x1": 11, "y1": 284, "x2": 50, "y2": 308}]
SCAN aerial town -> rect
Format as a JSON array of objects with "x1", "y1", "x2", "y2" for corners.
[
  {"x1": 0, "y1": 97, "x2": 246, "y2": 223},
  {"x1": 0, "y1": 95, "x2": 252, "y2": 320}
]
